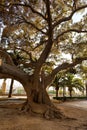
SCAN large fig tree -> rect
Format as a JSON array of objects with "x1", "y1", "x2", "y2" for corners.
[{"x1": 0, "y1": 0, "x2": 87, "y2": 119}]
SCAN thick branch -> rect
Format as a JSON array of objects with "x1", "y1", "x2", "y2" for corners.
[
  {"x1": 0, "y1": 73, "x2": 13, "y2": 79},
  {"x1": 34, "y1": 0, "x2": 53, "y2": 75},
  {"x1": 0, "y1": 63, "x2": 29, "y2": 84},
  {"x1": 53, "y1": 4, "x2": 87, "y2": 28},
  {"x1": 45, "y1": 57, "x2": 87, "y2": 87}
]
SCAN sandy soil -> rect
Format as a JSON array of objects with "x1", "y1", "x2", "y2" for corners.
[{"x1": 0, "y1": 100, "x2": 87, "y2": 130}]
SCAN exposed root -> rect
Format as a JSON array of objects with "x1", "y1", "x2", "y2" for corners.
[
  {"x1": 44, "y1": 105, "x2": 64, "y2": 120},
  {"x1": 21, "y1": 101, "x2": 65, "y2": 120},
  {"x1": 21, "y1": 100, "x2": 31, "y2": 112}
]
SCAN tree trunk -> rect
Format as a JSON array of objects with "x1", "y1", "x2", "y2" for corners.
[
  {"x1": 1, "y1": 79, "x2": 6, "y2": 94},
  {"x1": 69, "y1": 90, "x2": 72, "y2": 97},
  {"x1": 63, "y1": 87, "x2": 66, "y2": 97},
  {"x1": 0, "y1": 60, "x2": 64, "y2": 119},
  {"x1": 8, "y1": 79, "x2": 14, "y2": 98},
  {"x1": 21, "y1": 79, "x2": 64, "y2": 119},
  {"x1": 56, "y1": 87, "x2": 59, "y2": 98}
]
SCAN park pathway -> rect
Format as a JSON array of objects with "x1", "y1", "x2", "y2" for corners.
[
  {"x1": 58, "y1": 100, "x2": 87, "y2": 110},
  {"x1": 0, "y1": 98, "x2": 87, "y2": 110}
]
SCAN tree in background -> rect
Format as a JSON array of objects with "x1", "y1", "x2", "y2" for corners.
[
  {"x1": 63, "y1": 73, "x2": 84, "y2": 97},
  {"x1": 79, "y1": 62, "x2": 87, "y2": 97},
  {"x1": 0, "y1": 0, "x2": 87, "y2": 119},
  {"x1": 52, "y1": 74, "x2": 61, "y2": 98},
  {"x1": 52, "y1": 71, "x2": 84, "y2": 98},
  {"x1": 1, "y1": 78, "x2": 6, "y2": 94}
]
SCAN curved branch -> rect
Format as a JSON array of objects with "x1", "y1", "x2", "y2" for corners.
[
  {"x1": 14, "y1": 47, "x2": 37, "y2": 68},
  {"x1": 0, "y1": 63, "x2": 29, "y2": 84},
  {"x1": 0, "y1": 49, "x2": 14, "y2": 65},
  {"x1": 14, "y1": 47, "x2": 31, "y2": 56},
  {"x1": 24, "y1": 3, "x2": 47, "y2": 21},
  {"x1": 45, "y1": 57, "x2": 87, "y2": 87},
  {"x1": 22, "y1": 17, "x2": 47, "y2": 35},
  {"x1": 0, "y1": 73, "x2": 13, "y2": 79},
  {"x1": 14, "y1": 47, "x2": 33, "y2": 61},
  {"x1": 0, "y1": 2, "x2": 47, "y2": 21},
  {"x1": 54, "y1": 29, "x2": 87, "y2": 42},
  {"x1": 53, "y1": 4, "x2": 87, "y2": 28}
]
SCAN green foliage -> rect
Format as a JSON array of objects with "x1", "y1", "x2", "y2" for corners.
[
  {"x1": 0, "y1": 0, "x2": 87, "y2": 78},
  {"x1": 52, "y1": 71, "x2": 84, "y2": 97},
  {"x1": 17, "y1": 88, "x2": 25, "y2": 94}
]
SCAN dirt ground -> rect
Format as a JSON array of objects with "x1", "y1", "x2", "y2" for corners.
[{"x1": 0, "y1": 100, "x2": 87, "y2": 130}]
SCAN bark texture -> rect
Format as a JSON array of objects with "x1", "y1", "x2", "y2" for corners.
[{"x1": 22, "y1": 87, "x2": 63, "y2": 119}]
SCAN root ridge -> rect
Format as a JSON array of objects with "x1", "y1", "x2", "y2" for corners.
[{"x1": 21, "y1": 102, "x2": 65, "y2": 119}]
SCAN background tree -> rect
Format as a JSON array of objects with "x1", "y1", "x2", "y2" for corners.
[
  {"x1": 52, "y1": 72, "x2": 84, "y2": 98},
  {"x1": 78, "y1": 62, "x2": 87, "y2": 97},
  {"x1": 0, "y1": 0, "x2": 87, "y2": 119},
  {"x1": 52, "y1": 73, "x2": 62, "y2": 98},
  {"x1": 63, "y1": 73, "x2": 84, "y2": 97},
  {"x1": 8, "y1": 78, "x2": 14, "y2": 98}
]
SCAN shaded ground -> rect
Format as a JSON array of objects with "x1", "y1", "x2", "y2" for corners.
[{"x1": 0, "y1": 99, "x2": 87, "y2": 130}]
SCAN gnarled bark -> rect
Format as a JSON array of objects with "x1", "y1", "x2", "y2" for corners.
[{"x1": 21, "y1": 80, "x2": 64, "y2": 119}]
